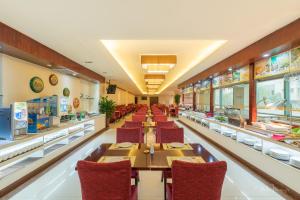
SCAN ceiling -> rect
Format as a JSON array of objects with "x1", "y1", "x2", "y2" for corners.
[
  {"x1": 0, "y1": 0, "x2": 299, "y2": 95},
  {"x1": 101, "y1": 40, "x2": 226, "y2": 94}
]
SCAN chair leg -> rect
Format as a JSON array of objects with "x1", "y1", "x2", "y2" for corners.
[{"x1": 164, "y1": 176, "x2": 167, "y2": 200}]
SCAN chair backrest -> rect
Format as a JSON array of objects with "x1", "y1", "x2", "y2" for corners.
[
  {"x1": 153, "y1": 115, "x2": 168, "y2": 122},
  {"x1": 132, "y1": 115, "x2": 146, "y2": 122},
  {"x1": 160, "y1": 127, "x2": 184, "y2": 143},
  {"x1": 157, "y1": 121, "x2": 175, "y2": 127},
  {"x1": 117, "y1": 127, "x2": 143, "y2": 143},
  {"x1": 77, "y1": 160, "x2": 132, "y2": 200},
  {"x1": 123, "y1": 121, "x2": 142, "y2": 128},
  {"x1": 156, "y1": 121, "x2": 176, "y2": 143},
  {"x1": 171, "y1": 161, "x2": 227, "y2": 200}
]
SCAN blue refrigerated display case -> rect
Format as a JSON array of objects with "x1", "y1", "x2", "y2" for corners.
[{"x1": 0, "y1": 108, "x2": 12, "y2": 140}]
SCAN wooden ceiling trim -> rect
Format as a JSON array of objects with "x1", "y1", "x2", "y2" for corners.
[
  {"x1": 178, "y1": 18, "x2": 300, "y2": 88},
  {"x1": 0, "y1": 22, "x2": 105, "y2": 83},
  {"x1": 141, "y1": 55, "x2": 177, "y2": 64}
]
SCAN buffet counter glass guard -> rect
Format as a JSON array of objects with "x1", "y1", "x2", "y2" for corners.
[
  {"x1": 179, "y1": 110, "x2": 300, "y2": 193},
  {"x1": 0, "y1": 114, "x2": 105, "y2": 191}
]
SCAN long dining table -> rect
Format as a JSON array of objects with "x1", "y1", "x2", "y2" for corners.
[{"x1": 83, "y1": 143, "x2": 217, "y2": 170}]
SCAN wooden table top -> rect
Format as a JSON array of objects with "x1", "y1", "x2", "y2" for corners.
[{"x1": 84, "y1": 143, "x2": 217, "y2": 170}]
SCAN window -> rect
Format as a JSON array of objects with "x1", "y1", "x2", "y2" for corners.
[
  {"x1": 198, "y1": 90, "x2": 210, "y2": 112},
  {"x1": 221, "y1": 87, "x2": 233, "y2": 108},
  {"x1": 289, "y1": 75, "x2": 300, "y2": 117},
  {"x1": 233, "y1": 84, "x2": 249, "y2": 119},
  {"x1": 214, "y1": 89, "x2": 220, "y2": 110},
  {"x1": 256, "y1": 78, "x2": 284, "y2": 116}
]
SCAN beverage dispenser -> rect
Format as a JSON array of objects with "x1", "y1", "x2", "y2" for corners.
[{"x1": 11, "y1": 102, "x2": 28, "y2": 137}]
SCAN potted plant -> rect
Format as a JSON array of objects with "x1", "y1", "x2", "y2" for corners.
[
  {"x1": 99, "y1": 96, "x2": 116, "y2": 127},
  {"x1": 174, "y1": 94, "x2": 181, "y2": 106}
]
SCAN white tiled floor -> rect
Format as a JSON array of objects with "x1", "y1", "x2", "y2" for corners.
[{"x1": 3, "y1": 119, "x2": 286, "y2": 200}]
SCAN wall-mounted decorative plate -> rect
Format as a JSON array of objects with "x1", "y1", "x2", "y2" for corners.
[
  {"x1": 63, "y1": 88, "x2": 70, "y2": 97},
  {"x1": 30, "y1": 77, "x2": 44, "y2": 93},
  {"x1": 49, "y1": 74, "x2": 58, "y2": 86},
  {"x1": 73, "y1": 97, "x2": 80, "y2": 109}
]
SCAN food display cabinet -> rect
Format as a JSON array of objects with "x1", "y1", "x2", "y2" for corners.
[{"x1": 178, "y1": 110, "x2": 300, "y2": 193}]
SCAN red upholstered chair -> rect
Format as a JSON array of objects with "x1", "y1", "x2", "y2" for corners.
[
  {"x1": 117, "y1": 127, "x2": 143, "y2": 143},
  {"x1": 156, "y1": 121, "x2": 177, "y2": 143},
  {"x1": 160, "y1": 127, "x2": 184, "y2": 143},
  {"x1": 170, "y1": 107, "x2": 179, "y2": 117},
  {"x1": 160, "y1": 127, "x2": 184, "y2": 184},
  {"x1": 132, "y1": 115, "x2": 146, "y2": 122},
  {"x1": 153, "y1": 115, "x2": 168, "y2": 122},
  {"x1": 77, "y1": 160, "x2": 138, "y2": 200},
  {"x1": 117, "y1": 127, "x2": 142, "y2": 185},
  {"x1": 123, "y1": 121, "x2": 144, "y2": 137},
  {"x1": 166, "y1": 161, "x2": 227, "y2": 200}
]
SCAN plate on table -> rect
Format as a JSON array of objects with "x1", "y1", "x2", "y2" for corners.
[
  {"x1": 117, "y1": 142, "x2": 133, "y2": 148},
  {"x1": 169, "y1": 142, "x2": 185, "y2": 148}
]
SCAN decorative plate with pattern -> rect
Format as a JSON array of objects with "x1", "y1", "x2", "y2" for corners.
[
  {"x1": 73, "y1": 97, "x2": 80, "y2": 108},
  {"x1": 30, "y1": 77, "x2": 44, "y2": 93},
  {"x1": 49, "y1": 74, "x2": 58, "y2": 86},
  {"x1": 63, "y1": 88, "x2": 70, "y2": 97}
]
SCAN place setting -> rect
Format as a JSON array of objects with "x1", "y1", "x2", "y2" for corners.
[
  {"x1": 166, "y1": 156, "x2": 206, "y2": 167},
  {"x1": 97, "y1": 156, "x2": 136, "y2": 167},
  {"x1": 108, "y1": 142, "x2": 139, "y2": 150},
  {"x1": 163, "y1": 142, "x2": 193, "y2": 150}
]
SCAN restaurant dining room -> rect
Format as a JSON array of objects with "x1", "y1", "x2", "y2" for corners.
[{"x1": 0, "y1": 1, "x2": 300, "y2": 200}]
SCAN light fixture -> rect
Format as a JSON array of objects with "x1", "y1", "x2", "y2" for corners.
[
  {"x1": 47, "y1": 64, "x2": 52, "y2": 67},
  {"x1": 141, "y1": 55, "x2": 177, "y2": 72},
  {"x1": 228, "y1": 67, "x2": 233, "y2": 71},
  {"x1": 262, "y1": 53, "x2": 270, "y2": 58},
  {"x1": 147, "y1": 70, "x2": 169, "y2": 74},
  {"x1": 147, "y1": 84, "x2": 160, "y2": 89}
]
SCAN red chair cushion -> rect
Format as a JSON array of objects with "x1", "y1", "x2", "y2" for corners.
[
  {"x1": 77, "y1": 160, "x2": 137, "y2": 200},
  {"x1": 169, "y1": 161, "x2": 227, "y2": 200}
]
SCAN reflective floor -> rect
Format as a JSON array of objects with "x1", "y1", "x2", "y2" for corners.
[{"x1": 4, "y1": 117, "x2": 286, "y2": 200}]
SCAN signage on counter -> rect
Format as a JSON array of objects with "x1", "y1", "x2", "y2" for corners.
[
  {"x1": 212, "y1": 66, "x2": 249, "y2": 88},
  {"x1": 255, "y1": 51, "x2": 290, "y2": 79},
  {"x1": 14, "y1": 102, "x2": 28, "y2": 121},
  {"x1": 254, "y1": 47, "x2": 300, "y2": 79}
]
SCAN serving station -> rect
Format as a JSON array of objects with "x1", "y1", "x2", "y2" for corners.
[
  {"x1": 178, "y1": 110, "x2": 300, "y2": 193},
  {"x1": 0, "y1": 112, "x2": 105, "y2": 193}
]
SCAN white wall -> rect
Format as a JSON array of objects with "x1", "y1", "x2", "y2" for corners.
[
  {"x1": 101, "y1": 83, "x2": 135, "y2": 105},
  {"x1": 0, "y1": 53, "x2": 100, "y2": 113},
  {"x1": 158, "y1": 94, "x2": 174, "y2": 105},
  {"x1": 137, "y1": 96, "x2": 150, "y2": 106}
]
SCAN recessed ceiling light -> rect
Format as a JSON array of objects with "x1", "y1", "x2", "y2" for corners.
[
  {"x1": 147, "y1": 70, "x2": 169, "y2": 74},
  {"x1": 262, "y1": 53, "x2": 270, "y2": 58},
  {"x1": 228, "y1": 67, "x2": 233, "y2": 71},
  {"x1": 209, "y1": 75, "x2": 213, "y2": 79},
  {"x1": 47, "y1": 64, "x2": 52, "y2": 67}
]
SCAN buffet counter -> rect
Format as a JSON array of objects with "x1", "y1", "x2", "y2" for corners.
[
  {"x1": 178, "y1": 111, "x2": 300, "y2": 194},
  {"x1": 0, "y1": 114, "x2": 106, "y2": 193}
]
